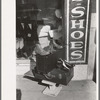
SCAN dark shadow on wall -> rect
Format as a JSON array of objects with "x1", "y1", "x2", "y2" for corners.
[
  {"x1": 93, "y1": 52, "x2": 96, "y2": 83},
  {"x1": 91, "y1": 0, "x2": 96, "y2": 13},
  {"x1": 16, "y1": 89, "x2": 22, "y2": 100}
]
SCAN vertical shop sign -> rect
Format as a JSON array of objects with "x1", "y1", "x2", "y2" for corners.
[{"x1": 66, "y1": 0, "x2": 90, "y2": 64}]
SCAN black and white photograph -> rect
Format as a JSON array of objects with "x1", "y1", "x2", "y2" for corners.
[{"x1": 1, "y1": 0, "x2": 98, "y2": 100}]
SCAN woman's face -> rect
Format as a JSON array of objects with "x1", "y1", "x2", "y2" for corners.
[{"x1": 55, "y1": 9, "x2": 62, "y2": 19}]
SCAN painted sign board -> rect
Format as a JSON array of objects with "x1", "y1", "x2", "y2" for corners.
[{"x1": 64, "y1": 0, "x2": 90, "y2": 64}]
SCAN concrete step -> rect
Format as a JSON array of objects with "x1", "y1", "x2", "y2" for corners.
[{"x1": 17, "y1": 75, "x2": 96, "y2": 100}]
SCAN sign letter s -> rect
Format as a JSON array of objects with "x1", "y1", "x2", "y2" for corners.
[
  {"x1": 71, "y1": 50, "x2": 83, "y2": 59},
  {"x1": 71, "y1": 7, "x2": 85, "y2": 18}
]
